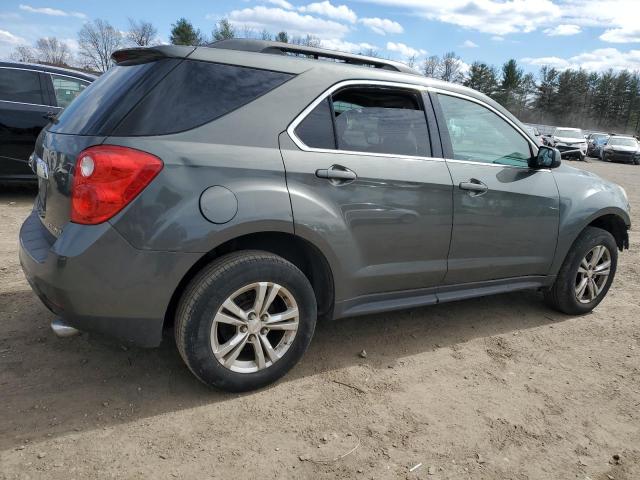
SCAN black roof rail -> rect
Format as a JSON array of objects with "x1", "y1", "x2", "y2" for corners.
[{"x1": 208, "y1": 39, "x2": 418, "y2": 74}]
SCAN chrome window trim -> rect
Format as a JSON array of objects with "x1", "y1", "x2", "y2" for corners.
[
  {"x1": 0, "y1": 65, "x2": 91, "y2": 81},
  {"x1": 0, "y1": 98, "x2": 56, "y2": 109},
  {"x1": 286, "y1": 79, "x2": 547, "y2": 170},
  {"x1": 286, "y1": 79, "x2": 443, "y2": 163},
  {"x1": 48, "y1": 71, "x2": 92, "y2": 84}
]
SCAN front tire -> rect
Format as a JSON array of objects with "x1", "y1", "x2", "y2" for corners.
[
  {"x1": 175, "y1": 251, "x2": 317, "y2": 392},
  {"x1": 544, "y1": 227, "x2": 617, "y2": 315}
]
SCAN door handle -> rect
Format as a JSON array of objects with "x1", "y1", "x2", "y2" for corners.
[
  {"x1": 316, "y1": 165, "x2": 357, "y2": 183},
  {"x1": 459, "y1": 179, "x2": 488, "y2": 194}
]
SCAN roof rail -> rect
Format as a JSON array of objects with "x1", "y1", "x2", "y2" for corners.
[{"x1": 208, "y1": 39, "x2": 418, "y2": 74}]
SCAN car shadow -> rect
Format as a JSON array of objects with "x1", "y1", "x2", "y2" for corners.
[{"x1": 0, "y1": 288, "x2": 563, "y2": 450}]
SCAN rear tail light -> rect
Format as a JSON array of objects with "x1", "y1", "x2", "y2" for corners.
[{"x1": 71, "y1": 145, "x2": 163, "y2": 224}]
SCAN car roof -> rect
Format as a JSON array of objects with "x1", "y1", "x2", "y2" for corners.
[
  {"x1": 0, "y1": 60, "x2": 97, "y2": 81},
  {"x1": 555, "y1": 127, "x2": 582, "y2": 131}
]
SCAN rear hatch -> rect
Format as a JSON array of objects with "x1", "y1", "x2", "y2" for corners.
[{"x1": 33, "y1": 47, "x2": 192, "y2": 237}]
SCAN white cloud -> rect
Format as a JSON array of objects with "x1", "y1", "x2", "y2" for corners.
[
  {"x1": 491, "y1": 36, "x2": 504, "y2": 41},
  {"x1": 386, "y1": 41, "x2": 426, "y2": 58},
  {"x1": 267, "y1": 0, "x2": 294, "y2": 9},
  {"x1": 19, "y1": 4, "x2": 86, "y2": 19},
  {"x1": 600, "y1": 26, "x2": 640, "y2": 43},
  {"x1": 523, "y1": 48, "x2": 640, "y2": 71},
  {"x1": 299, "y1": 1, "x2": 358, "y2": 23},
  {"x1": 228, "y1": 6, "x2": 350, "y2": 38},
  {"x1": 320, "y1": 38, "x2": 377, "y2": 53},
  {"x1": 544, "y1": 24, "x2": 581, "y2": 36},
  {"x1": 361, "y1": 0, "x2": 560, "y2": 35},
  {"x1": 0, "y1": 29, "x2": 25, "y2": 46},
  {"x1": 460, "y1": 40, "x2": 478, "y2": 48},
  {"x1": 362, "y1": 0, "x2": 640, "y2": 43},
  {"x1": 360, "y1": 17, "x2": 404, "y2": 35}
]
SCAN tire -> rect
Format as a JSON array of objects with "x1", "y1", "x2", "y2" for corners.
[
  {"x1": 579, "y1": 153, "x2": 586, "y2": 162},
  {"x1": 544, "y1": 227, "x2": 617, "y2": 315},
  {"x1": 175, "y1": 250, "x2": 317, "y2": 392}
]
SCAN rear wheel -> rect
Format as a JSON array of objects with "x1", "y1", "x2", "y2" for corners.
[
  {"x1": 544, "y1": 227, "x2": 617, "y2": 315},
  {"x1": 175, "y1": 251, "x2": 317, "y2": 392}
]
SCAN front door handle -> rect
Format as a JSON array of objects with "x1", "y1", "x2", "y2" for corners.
[
  {"x1": 459, "y1": 179, "x2": 488, "y2": 194},
  {"x1": 316, "y1": 165, "x2": 357, "y2": 184}
]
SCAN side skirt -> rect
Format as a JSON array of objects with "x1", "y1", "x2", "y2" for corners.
[{"x1": 333, "y1": 276, "x2": 555, "y2": 319}]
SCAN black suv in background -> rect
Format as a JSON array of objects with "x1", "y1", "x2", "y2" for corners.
[{"x1": 0, "y1": 61, "x2": 95, "y2": 182}]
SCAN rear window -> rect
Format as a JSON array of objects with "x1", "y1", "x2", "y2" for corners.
[
  {"x1": 0, "y1": 67, "x2": 43, "y2": 104},
  {"x1": 113, "y1": 60, "x2": 293, "y2": 136},
  {"x1": 49, "y1": 60, "x2": 175, "y2": 135}
]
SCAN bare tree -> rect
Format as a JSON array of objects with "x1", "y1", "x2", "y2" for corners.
[
  {"x1": 406, "y1": 54, "x2": 417, "y2": 69},
  {"x1": 290, "y1": 35, "x2": 321, "y2": 48},
  {"x1": 10, "y1": 45, "x2": 37, "y2": 63},
  {"x1": 78, "y1": 19, "x2": 123, "y2": 72},
  {"x1": 260, "y1": 29, "x2": 272, "y2": 41},
  {"x1": 127, "y1": 18, "x2": 157, "y2": 47},
  {"x1": 422, "y1": 55, "x2": 440, "y2": 77},
  {"x1": 361, "y1": 48, "x2": 380, "y2": 58},
  {"x1": 438, "y1": 51, "x2": 464, "y2": 83},
  {"x1": 34, "y1": 37, "x2": 71, "y2": 66}
]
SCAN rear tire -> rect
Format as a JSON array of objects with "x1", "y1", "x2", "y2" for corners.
[
  {"x1": 175, "y1": 251, "x2": 317, "y2": 392},
  {"x1": 544, "y1": 227, "x2": 617, "y2": 315}
]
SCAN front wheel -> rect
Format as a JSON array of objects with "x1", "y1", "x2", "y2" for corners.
[
  {"x1": 175, "y1": 251, "x2": 317, "y2": 392},
  {"x1": 544, "y1": 227, "x2": 617, "y2": 315}
]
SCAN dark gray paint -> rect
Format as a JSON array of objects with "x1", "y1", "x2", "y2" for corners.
[{"x1": 19, "y1": 43, "x2": 631, "y2": 347}]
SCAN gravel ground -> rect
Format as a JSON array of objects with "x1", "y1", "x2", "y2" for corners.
[{"x1": 1, "y1": 158, "x2": 639, "y2": 479}]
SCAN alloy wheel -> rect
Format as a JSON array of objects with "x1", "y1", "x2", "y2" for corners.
[
  {"x1": 211, "y1": 282, "x2": 299, "y2": 373},
  {"x1": 575, "y1": 245, "x2": 611, "y2": 304}
]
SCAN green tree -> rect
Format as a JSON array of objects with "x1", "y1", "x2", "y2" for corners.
[
  {"x1": 170, "y1": 18, "x2": 203, "y2": 46},
  {"x1": 497, "y1": 59, "x2": 523, "y2": 112},
  {"x1": 213, "y1": 19, "x2": 235, "y2": 41},
  {"x1": 275, "y1": 31, "x2": 289, "y2": 43},
  {"x1": 463, "y1": 62, "x2": 498, "y2": 97}
]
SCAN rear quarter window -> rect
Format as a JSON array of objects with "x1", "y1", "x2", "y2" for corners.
[{"x1": 113, "y1": 60, "x2": 293, "y2": 136}]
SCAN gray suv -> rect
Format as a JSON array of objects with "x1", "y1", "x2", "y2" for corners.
[{"x1": 19, "y1": 40, "x2": 631, "y2": 392}]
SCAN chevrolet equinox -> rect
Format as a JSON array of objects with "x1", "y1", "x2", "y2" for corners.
[{"x1": 19, "y1": 40, "x2": 631, "y2": 391}]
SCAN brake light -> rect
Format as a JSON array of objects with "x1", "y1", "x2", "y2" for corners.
[{"x1": 71, "y1": 145, "x2": 163, "y2": 224}]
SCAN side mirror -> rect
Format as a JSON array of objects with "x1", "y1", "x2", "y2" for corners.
[{"x1": 530, "y1": 146, "x2": 561, "y2": 169}]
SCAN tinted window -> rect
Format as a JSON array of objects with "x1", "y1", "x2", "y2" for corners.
[
  {"x1": 0, "y1": 68, "x2": 43, "y2": 104},
  {"x1": 294, "y1": 98, "x2": 336, "y2": 149},
  {"x1": 332, "y1": 87, "x2": 430, "y2": 157},
  {"x1": 114, "y1": 60, "x2": 293, "y2": 136},
  {"x1": 51, "y1": 74, "x2": 89, "y2": 108},
  {"x1": 437, "y1": 94, "x2": 531, "y2": 166},
  {"x1": 50, "y1": 60, "x2": 167, "y2": 135}
]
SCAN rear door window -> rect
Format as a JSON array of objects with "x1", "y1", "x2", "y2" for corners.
[
  {"x1": 0, "y1": 67, "x2": 44, "y2": 104},
  {"x1": 50, "y1": 74, "x2": 90, "y2": 108},
  {"x1": 293, "y1": 85, "x2": 431, "y2": 157}
]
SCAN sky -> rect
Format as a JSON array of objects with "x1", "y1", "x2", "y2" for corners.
[{"x1": 1, "y1": 0, "x2": 640, "y2": 74}]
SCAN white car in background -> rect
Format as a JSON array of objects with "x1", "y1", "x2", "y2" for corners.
[{"x1": 546, "y1": 127, "x2": 587, "y2": 161}]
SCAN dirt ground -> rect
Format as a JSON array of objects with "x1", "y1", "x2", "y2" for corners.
[{"x1": 1, "y1": 159, "x2": 639, "y2": 480}]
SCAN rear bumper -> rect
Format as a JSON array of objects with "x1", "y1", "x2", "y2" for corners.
[{"x1": 19, "y1": 210, "x2": 199, "y2": 347}]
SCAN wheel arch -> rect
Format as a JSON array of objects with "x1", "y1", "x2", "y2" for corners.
[
  {"x1": 550, "y1": 207, "x2": 630, "y2": 277},
  {"x1": 164, "y1": 231, "x2": 336, "y2": 331}
]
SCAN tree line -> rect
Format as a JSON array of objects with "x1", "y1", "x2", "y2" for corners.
[{"x1": 8, "y1": 16, "x2": 640, "y2": 136}]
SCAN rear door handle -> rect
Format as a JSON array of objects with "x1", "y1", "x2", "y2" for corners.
[
  {"x1": 459, "y1": 179, "x2": 488, "y2": 194},
  {"x1": 316, "y1": 165, "x2": 357, "y2": 183}
]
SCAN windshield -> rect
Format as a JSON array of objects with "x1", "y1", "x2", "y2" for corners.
[
  {"x1": 554, "y1": 129, "x2": 583, "y2": 139},
  {"x1": 591, "y1": 134, "x2": 608, "y2": 141},
  {"x1": 609, "y1": 137, "x2": 638, "y2": 147}
]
